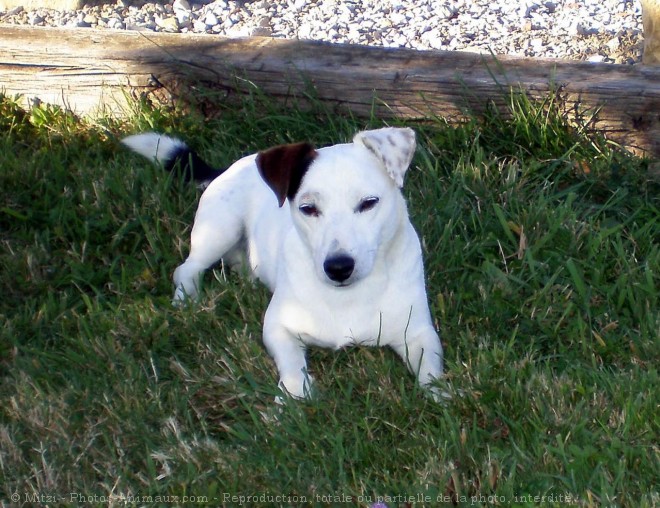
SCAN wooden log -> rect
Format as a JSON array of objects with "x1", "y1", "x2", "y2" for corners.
[
  {"x1": 1, "y1": 26, "x2": 659, "y2": 157},
  {"x1": 642, "y1": 0, "x2": 660, "y2": 64}
]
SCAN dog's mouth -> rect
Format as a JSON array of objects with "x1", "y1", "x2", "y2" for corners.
[
  {"x1": 320, "y1": 275, "x2": 355, "y2": 288},
  {"x1": 333, "y1": 280, "x2": 353, "y2": 288}
]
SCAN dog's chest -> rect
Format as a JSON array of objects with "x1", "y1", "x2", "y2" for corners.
[
  {"x1": 302, "y1": 306, "x2": 386, "y2": 349},
  {"x1": 275, "y1": 282, "x2": 422, "y2": 350}
]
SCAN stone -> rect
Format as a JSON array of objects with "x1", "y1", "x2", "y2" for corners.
[
  {"x1": 204, "y1": 11, "x2": 218, "y2": 26},
  {"x1": 172, "y1": 0, "x2": 190, "y2": 11},
  {"x1": 175, "y1": 10, "x2": 191, "y2": 26},
  {"x1": 193, "y1": 19, "x2": 207, "y2": 31},
  {"x1": 250, "y1": 26, "x2": 271, "y2": 36},
  {"x1": 0, "y1": 0, "x2": 81, "y2": 10},
  {"x1": 107, "y1": 17, "x2": 123, "y2": 29},
  {"x1": 155, "y1": 15, "x2": 179, "y2": 32},
  {"x1": 28, "y1": 12, "x2": 44, "y2": 24},
  {"x1": 607, "y1": 36, "x2": 621, "y2": 52}
]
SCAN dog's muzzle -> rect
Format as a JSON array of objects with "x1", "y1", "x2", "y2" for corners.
[{"x1": 323, "y1": 254, "x2": 355, "y2": 284}]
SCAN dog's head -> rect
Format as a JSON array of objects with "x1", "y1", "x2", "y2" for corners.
[{"x1": 257, "y1": 127, "x2": 416, "y2": 287}]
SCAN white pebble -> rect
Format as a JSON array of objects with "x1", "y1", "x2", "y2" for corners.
[{"x1": 0, "y1": 0, "x2": 643, "y2": 63}]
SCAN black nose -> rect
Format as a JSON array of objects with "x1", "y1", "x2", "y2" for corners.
[{"x1": 323, "y1": 254, "x2": 355, "y2": 283}]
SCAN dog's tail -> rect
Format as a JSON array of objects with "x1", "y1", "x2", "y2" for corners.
[{"x1": 121, "y1": 133, "x2": 223, "y2": 187}]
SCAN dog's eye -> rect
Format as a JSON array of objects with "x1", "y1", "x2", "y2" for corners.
[
  {"x1": 356, "y1": 197, "x2": 380, "y2": 213},
  {"x1": 299, "y1": 203, "x2": 320, "y2": 217}
]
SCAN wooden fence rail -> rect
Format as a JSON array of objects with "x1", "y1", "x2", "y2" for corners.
[{"x1": 1, "y1": 26, "x2": 659, "y2": 157}]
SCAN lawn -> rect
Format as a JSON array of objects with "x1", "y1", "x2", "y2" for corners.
[{"x1": 0, "y1": 90, "x2": 658, "y2": 507}]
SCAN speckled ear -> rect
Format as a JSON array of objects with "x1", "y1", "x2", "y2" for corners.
[
  {"x1": 353, "y1": 127, "x2": 416, "y2": 187},
  {"x1": 256, "y1": 142, "x2": 317, "y2": 206}
]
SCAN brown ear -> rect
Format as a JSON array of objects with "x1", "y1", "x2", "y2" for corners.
[{"x1": 256, "y1": 142, "x2": 317, "y2": 207}]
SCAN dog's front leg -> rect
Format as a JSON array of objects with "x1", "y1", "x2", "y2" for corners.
[
  {"x1": 262, "y1": 321, "x2": 313, "y2": 402},
  {"x1": 392, "y1": 328, "x2": 444, "y2": 400}
]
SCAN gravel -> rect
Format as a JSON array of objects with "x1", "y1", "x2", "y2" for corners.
[{"x1": 0, "y1": 0, "x2": 645, "y2": 64}]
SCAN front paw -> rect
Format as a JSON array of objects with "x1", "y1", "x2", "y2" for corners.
[
  {"x1": 172, "y1": 289, "x2": 188, "y2": 307},
  {"x1": 275, "y1": 374, "x2": 315, "y2": 404},
  {"x1": 424, "y1": 382, "x2": 452, "y2": 404}
]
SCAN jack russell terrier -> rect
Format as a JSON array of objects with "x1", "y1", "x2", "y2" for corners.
[{"x1": 122, "y1": 127, "x2": 443, "y2": 401}]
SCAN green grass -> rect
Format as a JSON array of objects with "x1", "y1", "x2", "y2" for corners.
[{"x1": 0, "y1": 90, "x2": 658, "y2": 507}]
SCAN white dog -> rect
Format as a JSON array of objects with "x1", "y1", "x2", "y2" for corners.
[{"x1": 122, "y1": 127, "x2": 443, "y2": 401}]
